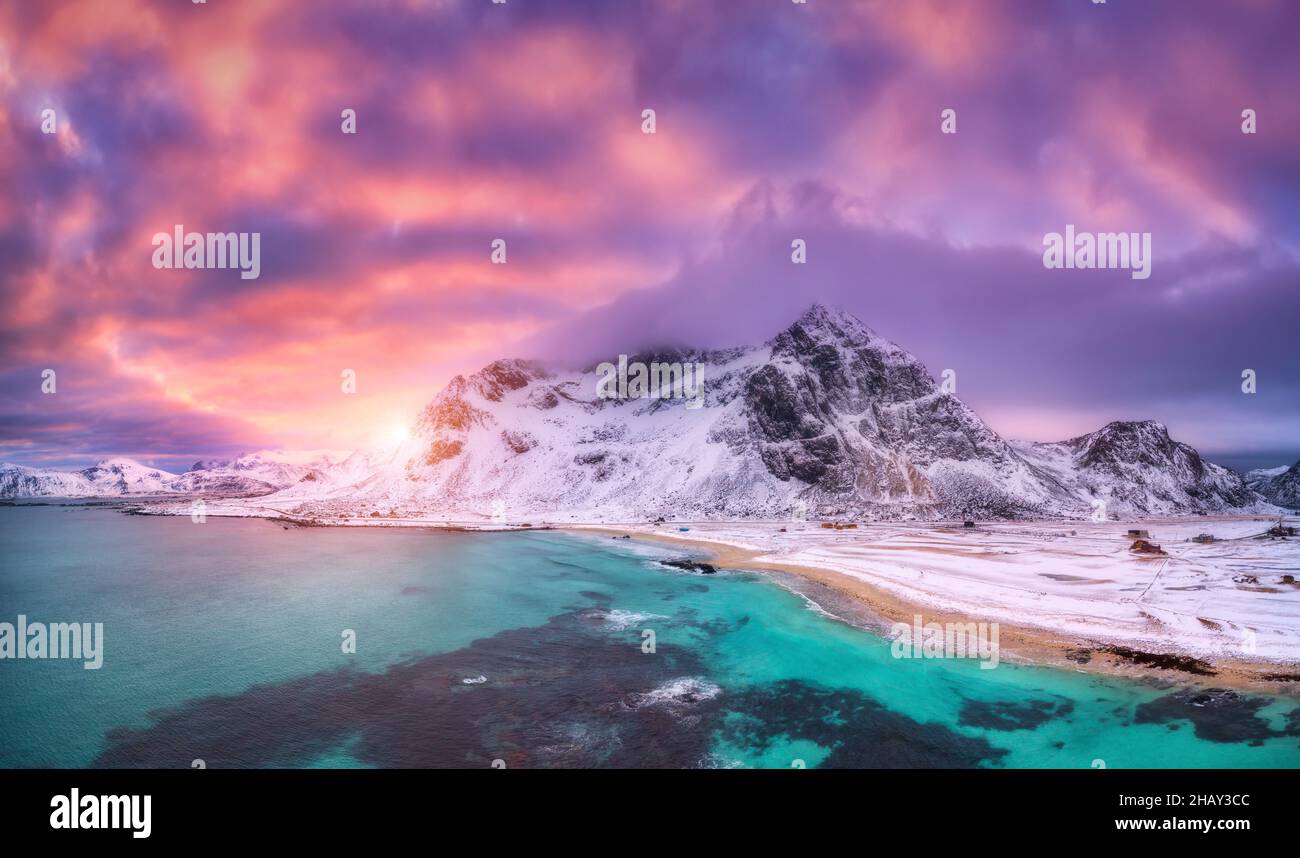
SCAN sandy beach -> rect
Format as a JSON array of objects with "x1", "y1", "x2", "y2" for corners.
[{"x1": 569, "y1": 516, "x2": 1300, "y2": 693}]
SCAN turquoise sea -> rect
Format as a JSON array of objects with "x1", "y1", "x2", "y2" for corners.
[{"x1": 1, "y1": 504, "x2": 1297, "y2": 768}]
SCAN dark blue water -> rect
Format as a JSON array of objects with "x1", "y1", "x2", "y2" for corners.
[{"x1": 1, "y1": 506, "x2": 1297, "y2": 768}]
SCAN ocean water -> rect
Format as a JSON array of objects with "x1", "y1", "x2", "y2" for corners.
[{"x1": 1, "y1": 505, "x2": 1297, "y2": 768}]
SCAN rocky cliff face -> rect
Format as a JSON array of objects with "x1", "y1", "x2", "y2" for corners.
[{"x1": 737, "y1": 305, "x2": 1060, "y2": 517}]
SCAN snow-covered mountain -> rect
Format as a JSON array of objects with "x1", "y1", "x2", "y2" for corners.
[
  {"x1": 1246, "y1": 460, "x2": 1300, "y2": 509},
  {"x1": 0, "y1": 450, "x2": 345, "y2": 499},
  {"x1": 1012, "y1": 421, "x2": 1263, "y2": 516},
  {"x1": 0, "y1": 458, "x2": 181, "y2": 498},
  {"x1": 171, "y1": 450, "x2": 347, "y2": 495},
  {"x1": 2, "y1": 306, "x2": 1279, "y2": 519},
  {"x1": 261, "y1": 305, "x2": 1275, "y2": 521}
]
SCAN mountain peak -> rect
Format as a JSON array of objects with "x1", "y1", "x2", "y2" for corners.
[
  {"x1": 91, "y1": 457, "x2": 152, "y2": 470},
  {"x1": 794, "y1": 303, "x2": 866, "y2": 330},
  {"x1": 1101, "y1": 419, "x2": 1168, "y2": 435},
  {"x1": 774, "y1": 304, "x2": 877, "y2": 351},
  {"x1": 468, "y1": 359, "x2": 550, "y2": 402},
  {"x1": 798, "y1": 302, "x2": 835, "y2": 322}
]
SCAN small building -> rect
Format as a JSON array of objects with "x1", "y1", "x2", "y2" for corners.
[
  {"x1": 1127, "y1": 529, "x2": 1150, "y2": 539},
  {"x1": 1192, "y1": 533, "x2": 1214, "y2": 544}
]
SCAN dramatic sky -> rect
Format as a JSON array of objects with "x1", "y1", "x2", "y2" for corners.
[{"x1": 1, "y1": 0, "x2": 1297, "y2": 471}]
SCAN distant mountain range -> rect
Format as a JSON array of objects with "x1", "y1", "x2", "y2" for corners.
[
  {"x1": 2, "y1": 306, "x2": 1289, "y2": 520},
  {"x1": 0, "y1": 451, "x2": 344, "y2": 499},
  {"x1": 1245, "y1": 461, "x2": 1300, "y2": 509}
]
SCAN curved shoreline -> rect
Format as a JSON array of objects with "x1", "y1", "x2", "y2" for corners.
[
  {"x1": 569, "y1": 524, "x2": 1300, "y2": 695},
  {"x1": 20, "y1": 499, "x2": 1289, "y2": 691}
]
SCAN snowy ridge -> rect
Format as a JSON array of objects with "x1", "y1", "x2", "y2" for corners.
[
  {"x1": 1246, "y1": 460, "x2": 1300, "y2": 509},
  {"x1": 0, "y1": 458, "x2": 182, "y2": 498},
  {"x1": 0, "y1": 450, "x2": 345, "y2": 498},
  {"x1": 1012, "y1": 421, "x2": 1270, "y2": 517}
]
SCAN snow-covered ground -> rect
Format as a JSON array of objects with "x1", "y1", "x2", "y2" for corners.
[{"x1": 576, "y1": 515, "x2": 1300, "y2": 664}]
